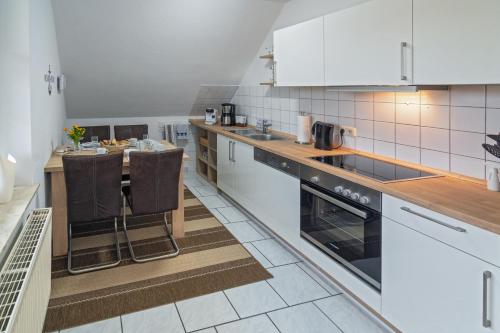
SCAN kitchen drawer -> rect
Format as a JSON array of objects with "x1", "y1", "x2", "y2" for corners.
[{"x1": 383, "y1": 194, "x2": 500, "y2": 267}]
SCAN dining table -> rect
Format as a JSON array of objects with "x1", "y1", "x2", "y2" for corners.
[{"x1": 44, "y1": 141, "x2": 189, "y2": 257}]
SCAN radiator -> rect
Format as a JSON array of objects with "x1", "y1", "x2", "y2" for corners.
[{"x1": 0, "y1": 208, "x2": 52, "y2": 333}]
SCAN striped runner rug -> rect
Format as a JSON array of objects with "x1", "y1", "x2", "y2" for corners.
[{"x1": 44, "y1": 188, "x2": 271, "y2": 332}]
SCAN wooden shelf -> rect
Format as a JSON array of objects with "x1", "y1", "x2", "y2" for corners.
[
  {"x1": 259, "y1": 53, "x2": 274, "y2": 59},
  {"x1": 198, "y1": 156, "x2": 208, "y2": 164},
  {"x1": 260, "y1": 81, "x2": 275, "y2": 86},
  {"x1": 199, "y1": 137, "x2": 209, "y2": 147}
]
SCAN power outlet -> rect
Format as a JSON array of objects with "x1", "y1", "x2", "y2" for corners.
[{"x1": 341, "y1": 126, "x2": 357, "y2": 137}]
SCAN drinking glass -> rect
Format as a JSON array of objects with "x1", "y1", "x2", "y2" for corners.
[
  {"x1": 143, "y1": 134, "x2": 149, "y2": 140},
  {"x1": 91, "y1": 136, "x2": 99, "y2": 146}
]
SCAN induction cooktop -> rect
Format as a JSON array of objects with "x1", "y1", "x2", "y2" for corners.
[{"x1": 309, "y1": 154, "x2": 441, "y2": 183}]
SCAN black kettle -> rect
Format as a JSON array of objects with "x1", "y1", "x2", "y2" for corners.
[{"x1": 312, "y1": 121, "x2": 335, "y2": 150}]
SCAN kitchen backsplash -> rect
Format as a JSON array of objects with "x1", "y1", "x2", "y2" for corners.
[{"x1": 231, "y1": 85, "x2": 500, "y2": 180}]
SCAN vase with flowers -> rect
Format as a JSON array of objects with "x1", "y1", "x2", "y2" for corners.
[{"x1": 64, "y1": 125, "x2": 86, "y2": 152}]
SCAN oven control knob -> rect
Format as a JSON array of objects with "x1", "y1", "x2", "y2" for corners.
[
  {"x1": 281, "y1": 162, "x2": 288, "y2": 168},
  {"x1": 334, "y1": 186, "x2": 344, "y2": 193},
  {"x1": 310, "y1": 176, "x2": 320, "y2": 183},
  {"x1": 350, "y1": 193, "x2": 361, "y2": 201},
  {"x1": 342, "y1": 189, "x2": 352, "y2": 197},
  {"x1": 359, "y1": 196, "x2": 370, "y2": 204}
]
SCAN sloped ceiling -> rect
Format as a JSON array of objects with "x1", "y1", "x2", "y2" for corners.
[{"x1": 51, "y1": 0, "x2": 284, "y2": 118}]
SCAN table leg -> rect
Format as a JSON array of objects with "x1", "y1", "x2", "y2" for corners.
[
  {"x1": 172, "y1": 161, "x2": 185, "y2": 238},
  {"x1": 51, "y1": 172, "x2": 68, "y2": 257}
]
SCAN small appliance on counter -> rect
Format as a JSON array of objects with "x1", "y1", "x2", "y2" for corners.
[
  {"x1": 312, "y1": 121, "x2": 336, "y2": 150},
  {"x1": 221, "y1": 103, "x2": 236, "y2": 126},
  {"x1": 296, "y1": 114, "x2": 312, "y2": 144},
  {"x1": 205, "y1": 108, "x2": 217, "y2": 125},
  {"x1": 235, "y1": 115, "x2": 247, "y2": 127},
  {"x1": 486, "y1": 163, "x2": 500, "y2": 192}
]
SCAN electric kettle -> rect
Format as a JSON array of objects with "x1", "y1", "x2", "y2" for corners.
[{"x1": 312, "y1": 122, "x2": 335, "y2": 150}]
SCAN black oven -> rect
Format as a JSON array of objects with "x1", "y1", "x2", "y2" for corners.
[{"x1": 300, "y1": 166, "x2": 382, "y2": 291}]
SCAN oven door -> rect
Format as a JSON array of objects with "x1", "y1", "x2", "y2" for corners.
[{"x1": 300, "y1": 183, "x2": 381, "y2": 291}]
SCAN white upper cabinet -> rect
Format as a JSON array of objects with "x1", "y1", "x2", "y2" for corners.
[
  {"x1": 274, "y1": 17, "x2": 325, "y2": 86},
  {"x1": 414, "y1": 0, "x2": 500, "y2": 85},
  {"x1": 324, "y1": 0, "x2": 413, "y2": 86}
]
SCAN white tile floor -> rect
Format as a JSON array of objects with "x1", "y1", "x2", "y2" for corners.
[{"x1": 55, "y1": 173, "x2": 394, "y2": 333}]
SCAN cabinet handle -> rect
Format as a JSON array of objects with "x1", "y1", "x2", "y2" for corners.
[
  {"x1": 400, "y1": 42, "x2": 408, "y2": 81},
  {"x1": 232, "y1": 141, "x2": 236, "y2": 162},
  {"x1": 400, "y1": 207, "x2": 467, "y2": 233},
  {"x1": 483, "y1": 271, "x2": 492, "y2": 328},
  {"x1": 228, "y1": 141, "x2": 232, "y2": 162}
]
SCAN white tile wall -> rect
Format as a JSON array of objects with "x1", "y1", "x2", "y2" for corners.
[{"x1": 232, "y1": 85, "x2": 500, "y2": 179}]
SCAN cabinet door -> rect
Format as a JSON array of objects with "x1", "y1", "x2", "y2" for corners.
[
  {"x1": 274, "y1": 17, "x2": 325, "y2": 86},
  {"x1": 254, "y1": 161, "x2": 300, "y2": 248},
  {"x1": 414, "y1": 0, "x2": 500, "y2": 84},
  {"x1": 324, "y1": 0, "x2": 412, "y2": 86},
  {"x1": 382, "y1": 217, "x2": 500, "y2": 333},
  {"x1": 217, "y1": 135, "x2": 231, "y2": 194},
  {"x1": 232, "y1": 141, "x2": 255, "y2": 209}
]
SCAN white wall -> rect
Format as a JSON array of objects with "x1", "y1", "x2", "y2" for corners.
[
  {"x1": 66, "y1": 116, "x2": 202, "y2": 141},
  {"x1": 30, "y1": 0, "x2": 67, "y2": 206},
  {"x1": 0, "y1": 0, "x2": 66, "y2": 205},
  {"x1": 51, "y1": 0, "x2": 284, "y2": 119},
  {"x1": 0, "y1": 0, "x2": 33, "y2": 185}
]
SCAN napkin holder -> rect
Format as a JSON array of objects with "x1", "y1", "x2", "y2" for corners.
[{"x1": 0, "y1": 154, "x2": 16, "y2": 203}]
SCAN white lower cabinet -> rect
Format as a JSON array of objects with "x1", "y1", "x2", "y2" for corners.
[
  {"x1": 217, "y1": 135, "x2": 234, "y2": 197},
  {"x1": 217, "y1": 135, "x2": 256, "y2": 206},
  {"x1": 382, "y1": 216, "x2": 500, "y2": 333},
  {"x1": 253, "y1": 160, "x2": 300, "y2": 248},
  {"x1": 217, "y1": 135, "x2": 300, "y2": 248}
]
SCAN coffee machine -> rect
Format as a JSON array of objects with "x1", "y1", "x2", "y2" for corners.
[{"x1": 221, "y1": 103, "x2": 236, "y2": 126}]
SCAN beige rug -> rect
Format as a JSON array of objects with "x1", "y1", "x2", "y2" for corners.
[{"x1": 44, "y1": 188, "x2": 271, "y2": 332}]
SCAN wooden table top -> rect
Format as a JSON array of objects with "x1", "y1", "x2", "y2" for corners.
[
  {"x1": 190, "y1": 119, "x2": 500, "y2": 235},
  {"x1": 44, "y1": 141, "x2": 189, "y2": 173}
]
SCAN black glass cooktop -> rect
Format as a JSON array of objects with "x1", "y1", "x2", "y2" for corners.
[{"x1": 310, "y1": 154, "x2": 439, "y2": 183}]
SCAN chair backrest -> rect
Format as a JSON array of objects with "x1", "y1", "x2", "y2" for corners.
[
  {"x1": 82, "y1": 126, "x2": 111, "y2": 142},
  {"x1": 129, "y1": 149, "x2": 183, "y2": 216},
  {"x1": 114, "y1": 124, "x2": 148, "y2": 140},
  {"x1": 63, "y1": 152, "x2": 123, "y2": 224}
]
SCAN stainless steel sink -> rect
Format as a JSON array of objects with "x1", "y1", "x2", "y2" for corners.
[
  {"x1": 228, "y1": 129, "x2": 259, "y2": 136},
  {"x1": 226, "y1": 129, "x2": 285, "y2": 141},
  {"x1": 247, "y1": 134, "x2": 284, "y2": 141}
]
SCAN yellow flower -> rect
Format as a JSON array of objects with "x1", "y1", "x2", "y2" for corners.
[{"x1": 64, "y1": 127, "x2": 68, "y2": 132}]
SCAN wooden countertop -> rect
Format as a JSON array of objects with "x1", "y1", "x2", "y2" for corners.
[
  {"x1": 44, "y1": 141, "x2": 189, "y2": 173},
  {"x1": 190, "y1": 119, "x2": 500, "y2": 235}
]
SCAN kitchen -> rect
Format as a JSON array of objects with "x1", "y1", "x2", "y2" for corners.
[{"x1": 0, "y1": 0, "x2": 499, "y2": 332}]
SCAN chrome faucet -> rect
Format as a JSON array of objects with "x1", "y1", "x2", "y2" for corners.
[{"x1": 262, "y1": 121, "x2": 272, "y2": 134}]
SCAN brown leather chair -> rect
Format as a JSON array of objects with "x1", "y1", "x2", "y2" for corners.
[
  {"x1": 82, "y1": 126, "x2": 111, "y2": 142},
  {"x1": 121, "y1": 149, "x2": 183, "y2": 262},
  {"x1": 114, "y1": 124, "x2": 148, "y2": 140},
  {"x1": 63, "y1": 152, "x2": 124, "y2": 274}
]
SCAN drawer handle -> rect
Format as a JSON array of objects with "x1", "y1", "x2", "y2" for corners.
[
  {"x1": 400, "y1": 207, "x2": 467, "y2": 233},
  {"x1": 483, "y1": 271, "x2": 492, "y2": 328}
]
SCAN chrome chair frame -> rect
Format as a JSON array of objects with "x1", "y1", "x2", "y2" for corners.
[
  {"x1": 67, "y1": 217, "x2": 122, "y2": 274},
  {"x1": 122, "y1": 196, "x2": 180, "y2": 263}
]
